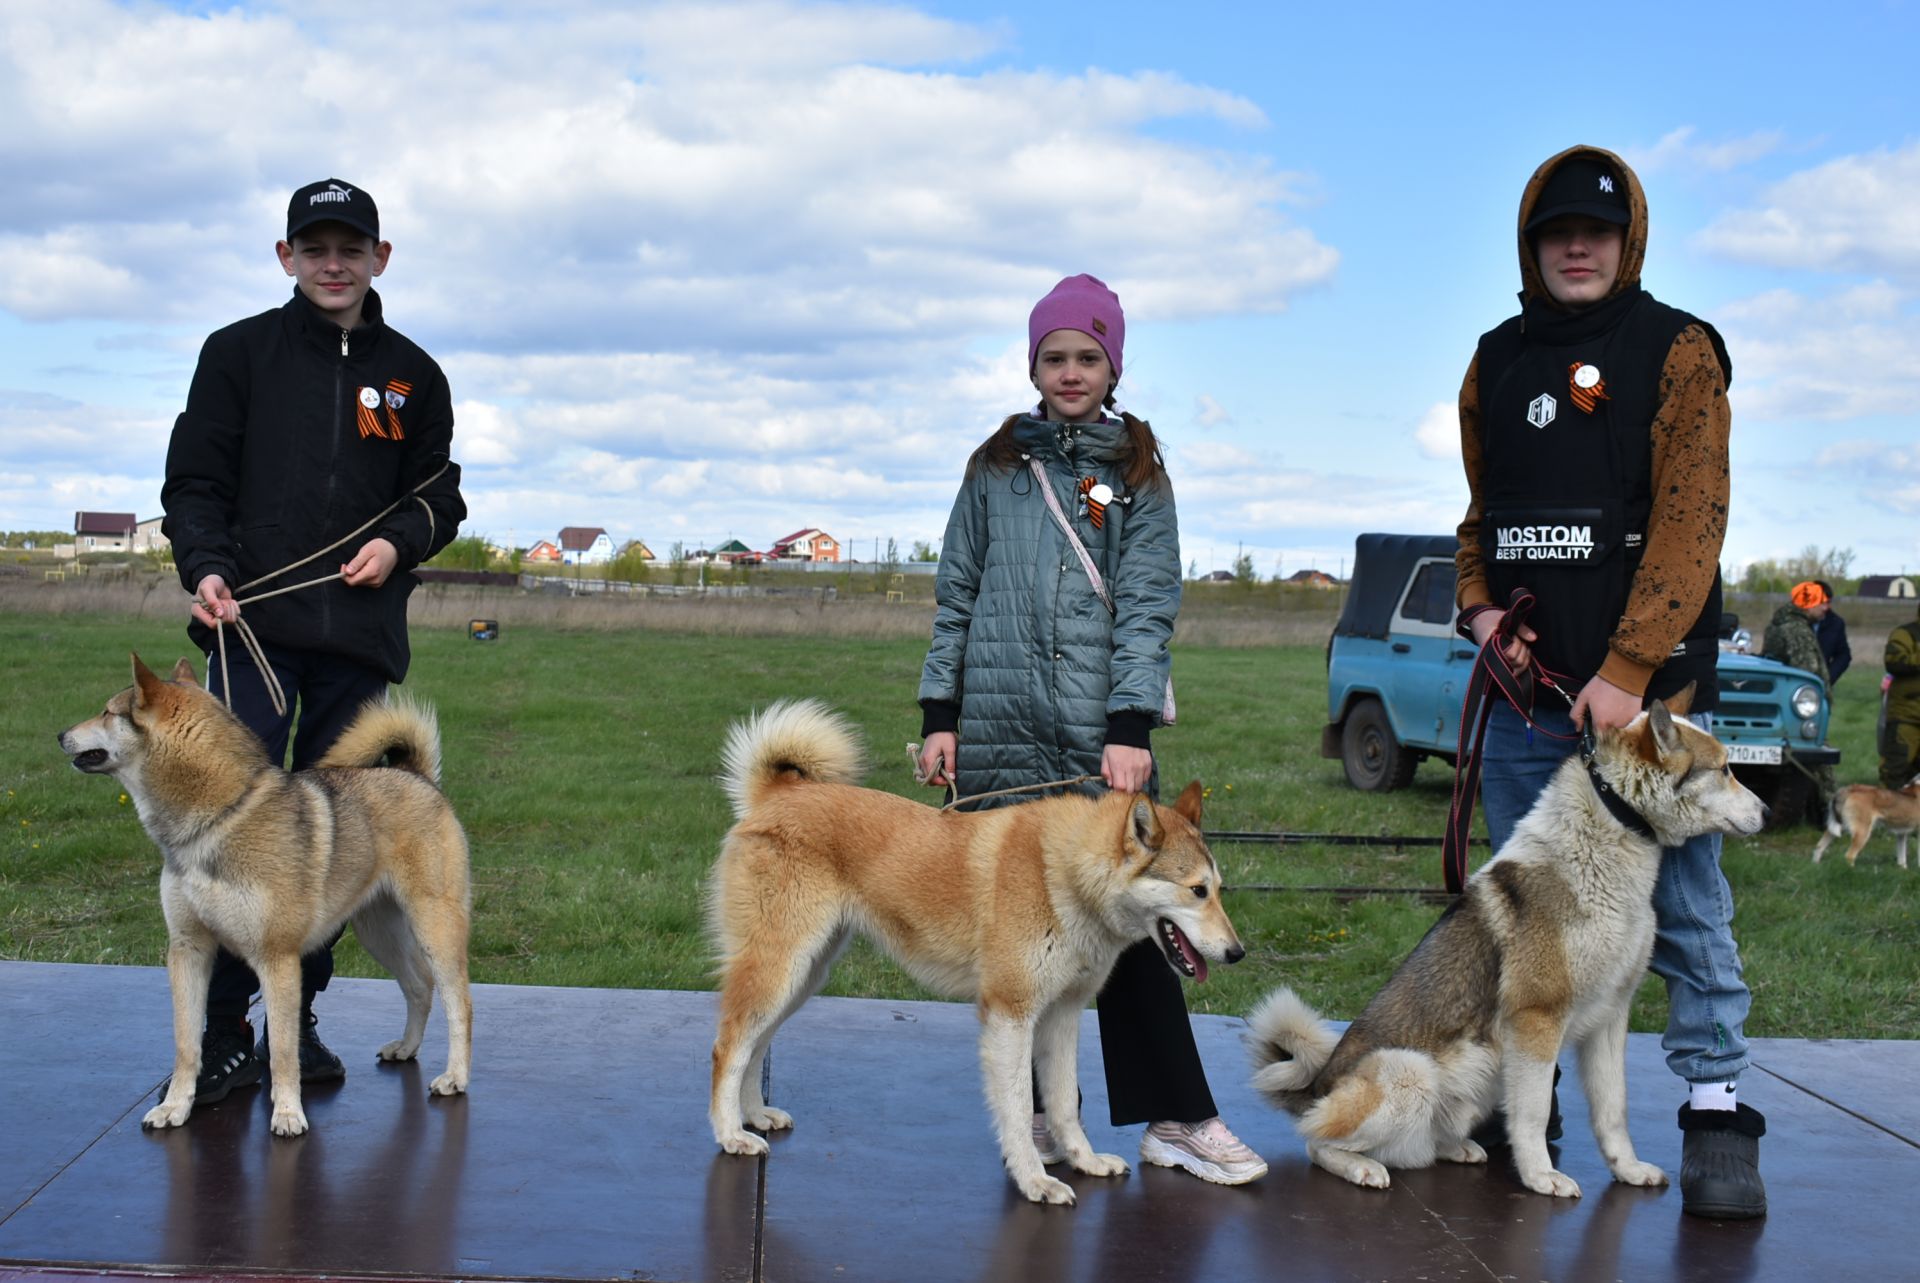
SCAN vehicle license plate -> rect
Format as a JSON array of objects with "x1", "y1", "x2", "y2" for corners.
[{"x1": 1725, "y1": 743, "x2": 1783, "y2": 765}]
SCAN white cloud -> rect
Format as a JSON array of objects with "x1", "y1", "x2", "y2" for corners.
[
  {"x1": 1696, "y1": 141, "x2": 1920, "y2": 279},
  {"x1": 1718, "y1": 282, "x2": 1920, "y2": 421},
  {"x1": 1628, "y1": 126, "x2": 1784, "y2": 175},
  {"x1": 1193, "y1": 393, "x2": 1231, "y2": 428},
  {"x1": 1412, "y1": 401, "x2": 1458, "y2": 460}
]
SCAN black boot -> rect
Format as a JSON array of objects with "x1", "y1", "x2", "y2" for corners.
[
  {"x1": 1679, "y1": 1103, "x2": 1767, "y2": 1219},
  {"x1": 256, "y1": 1008, "x2": 346, "y2": 1083},
  {"x1": 1470, "y1": 1064, "x2": 1564, "y2": 1147}
]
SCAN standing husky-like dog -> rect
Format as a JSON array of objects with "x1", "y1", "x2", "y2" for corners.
[
  {"x1": 708, "y1": 700, "x2": 1244, "y2": 1205},
  {"x1": 59, "y1": 655, "x2": 473, "y2": 1137},
  {"x1": 1812, "y1": 779, "x2": 1920, "y2": 868},
  {"x1": 1247, "y1": 695, "x2": 1765, "y2": 1197}
]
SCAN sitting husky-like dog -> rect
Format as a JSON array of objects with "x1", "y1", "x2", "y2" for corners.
[
  {"x1": 1246, "y1": 693, "x2": 1765, "y2": 1197},
  {"x1": 708, "y1": 699, "x2": 1244, "y2": 1205},
  {"x1": 59, "y1": 655, "x2": 473, "y2": 1138}
]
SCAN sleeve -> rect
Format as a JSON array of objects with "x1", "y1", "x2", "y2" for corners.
[
  {"x1": 1827, "y1": 618, "x2": 1851, "y2": 684},
  {"x1": 159, "y1": 330, "x2": 247, "y2": 594},
  {"x1": 1106, "y1": 470, "x2": 1181, "y2": 739},
  {"x1": 918, "y1": 471, "x2": 987, "y2": 720},
  {"x1": 375, "y1": 360, "x2": 465, "y2": 569},
  {"x1": 1597, "y1": 326, "x2": 1730, "y2": 697},
  {"x1": 1888, "y1": 625, "x2": 1920, "y2": 678},
  {"x1": 1452, "y1": 352, "x2": 1493, "y2": 611}
]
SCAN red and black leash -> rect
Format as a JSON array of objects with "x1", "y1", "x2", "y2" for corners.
[{"x1": 1442, "y1": 589, "x2": 1581, "y2": 893}]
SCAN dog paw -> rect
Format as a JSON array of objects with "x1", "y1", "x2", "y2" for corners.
[
  {"x1": 1346, "y1": 1158, "x2": 1391, "y2": 1189},
  {"x1": 1069, "y1": 1150, "x2": 1129, "y2": 1178},
  {"x1": 270, "y1": 1105, "x2": 310, "y2": 1138},
  {"x1": 142, "y1": 1099, "x2": 193, "y2": 1130},
  {"x1": 377, "y1": 1038, "x2": 421, "y2": 1062},
  {"x1": 1521, "y1": 1168, "x2": 1581, "y2": 1198},
  {"x1": 745, "y1": 1105, "x2": 793, "y2": 1132},
  {"x1": 1018, "y1": 1173, "x2": 1077, "y2": 1205},
  {"x1": 1611, "y1": 1159, "x2": 1668, "y2": 1187},
  {"x1": 429, "y1": 1070, "x2": 468, "y2": 1097},
  {"x1": 719, "y1": 1130, "x2": 770, "y2": 1157},
  {"x1": 1441, "y1": 1138, "x2": 1489, "y2": 1165}
]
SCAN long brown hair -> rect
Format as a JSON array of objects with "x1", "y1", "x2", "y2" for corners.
[{"x1": 965, "y1": 394, "x2": 1167, "y2": 491}]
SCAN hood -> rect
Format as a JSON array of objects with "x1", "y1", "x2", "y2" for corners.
[{"x1": 1517, "y1": 145, "x2": 1648, "y2": 308}]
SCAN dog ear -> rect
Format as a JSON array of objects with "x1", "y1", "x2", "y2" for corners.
[
  {"x1": 1646, "y1": 698, "x2": 1685, "y2": 759},
  {"x1": 1129, "y1": 797, "x2": 1164, "y2": 851},
  {"x1": 130, "y1": 652, "x2": 164, "y2": 706},
  {"x1": 170, "y1": 657, "x2": 200, "y2": 687},
  {"x1": 1171, "y1": 780, "x2": 1204, "y2": 825},
  {"x1": 1662, "y1": 681, "x2": 1697, "y2": 716}
]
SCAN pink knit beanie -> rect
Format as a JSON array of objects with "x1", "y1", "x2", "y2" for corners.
[{"x1": 1028, "y1": 274, "x2": 1125, "y2": 381}]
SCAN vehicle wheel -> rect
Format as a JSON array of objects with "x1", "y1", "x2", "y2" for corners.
[
  {"x1": 1756, "y1": 768, "x2": 1812, "y2": 831},
  {"x1": 1341, "y1": 698, "x2": 1415, "y2": 792}
]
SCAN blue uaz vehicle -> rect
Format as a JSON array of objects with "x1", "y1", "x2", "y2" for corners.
[{"x1": 1321, "y1": 534, "x2": 1839, "y2": 828}]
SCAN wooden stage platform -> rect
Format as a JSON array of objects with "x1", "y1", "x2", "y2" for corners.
[{"x1": 2, "y1": 961, "x2": 1915, "y2": 1282}]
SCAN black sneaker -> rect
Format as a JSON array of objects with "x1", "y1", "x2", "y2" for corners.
[
  {"x1": 157, "y1": 1018, "x2": 261, "y2": 1105},
  {"x1": 256, "y1": 1010, "x2": 347, "y2": 1083},
  {"x1": 1679, "y1": 1103, "x2": 1767, "y2": 1219}
]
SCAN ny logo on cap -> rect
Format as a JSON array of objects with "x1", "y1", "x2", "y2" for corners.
[
  {"x1": 1598, "y1": 175, "x2": 1614, "y2": 194},
  {"x1": 1527, "y1": 393, "x2": 1557, "y2": 429}
]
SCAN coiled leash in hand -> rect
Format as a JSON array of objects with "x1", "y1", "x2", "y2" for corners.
[
  {"x1": 906, "y1": 744, "x2": 1103, "y2": 812},
  {"x1": 194, "y1": 461, "x2": 450, "y2": 717},
  {"x1": 1442, "y1": 588, "x2": 1581, "y2": 893}
]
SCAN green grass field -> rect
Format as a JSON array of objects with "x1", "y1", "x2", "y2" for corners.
[{"x1": 4, "y1": 611, "x2": 1915, "y2": 1040}]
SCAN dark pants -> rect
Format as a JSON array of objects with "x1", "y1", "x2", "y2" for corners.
[
  {"x1": 203, "y1": 643, "x2": 388, "y2": 1022},
  {"x1": 1032, "y1": 939, "x2": 1219, "y2": 1127}
]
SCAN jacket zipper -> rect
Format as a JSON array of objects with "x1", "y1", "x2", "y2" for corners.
[{"x1": 321, "y1": 326, "x2": 349, "y2": 641}]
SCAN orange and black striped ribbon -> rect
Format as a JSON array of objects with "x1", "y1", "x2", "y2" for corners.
[
  {"x1": 1568, "y1": 362, "x2": 1610, "y2": 414},
  {"x1": 1078, "y1": 476, "x2": 1106, "y2": 529},
  {"x1": 385, "y1": 378, "x2": 413, "y2": 440}
]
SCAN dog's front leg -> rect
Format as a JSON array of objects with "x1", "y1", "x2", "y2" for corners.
[
  {"x1": 258, "y1": 954, "x2": 308, "y2": 1137},
  {"x1": 980, "y1": 1009, "x2": 1074, "y2": 1204},
  {"x1": 1034, "y1": 1001, "x2": 1126, "y2": 1179},
  {"x1": 1578, "y1": 1004, "x2": 1666, "y2": 1187},
  {"x1": 142, "y1": 927, "x2": 216, "y2": 1130},
  {"x1": 1502, "y1": 1015, "x2": 1579, "y2": 1198}
]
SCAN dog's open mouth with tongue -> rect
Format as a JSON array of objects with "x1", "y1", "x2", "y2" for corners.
[{"x1": 1156, "y1": 917, "x2": 1208, "y2": 982}]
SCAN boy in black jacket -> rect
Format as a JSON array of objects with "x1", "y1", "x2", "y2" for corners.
[{"x1": 160, "y1": 177, "x2": 466, "y2": 1104}]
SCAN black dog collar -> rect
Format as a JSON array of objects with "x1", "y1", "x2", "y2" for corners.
[{"x1": 1580, "y1": 730, "x2": 1659, "y2": 841}]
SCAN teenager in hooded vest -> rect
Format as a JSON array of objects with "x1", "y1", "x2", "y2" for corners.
[
  {"x1": 1452, "y1": 147, "x2": 1766, "y2": 1220},
  {"x1": 915, "y1": 275, "x2": 1266, "y2": 1187}
]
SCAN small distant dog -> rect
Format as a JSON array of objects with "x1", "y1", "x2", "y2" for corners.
[
  {"x1": 707, "y1": 700, "x2": 1244, "y2": 1205},
  {"x1": 1246, "y1": 694, "x2": 1766, "y2": 1197},
  {"x1": 59, "y1": 655, "x2": 473, "y2": 1137},
  {"x1": 1811, "y1": 779, "x2": 1920, "y2": 868}
]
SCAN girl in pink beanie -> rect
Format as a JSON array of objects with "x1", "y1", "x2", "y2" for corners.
[{"x1": 915, "y1": 275, "x2": 1268, "y2": 1189}]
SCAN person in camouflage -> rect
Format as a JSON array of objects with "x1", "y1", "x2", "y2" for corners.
[
  {"x1": 1763, "y1": 582, "x2": 1834, "y2": 815},
  {"x1": 1883, "y1": 601, "x2": 1920, "y2": 789}
]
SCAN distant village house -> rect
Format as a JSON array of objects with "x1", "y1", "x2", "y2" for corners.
[
  {"x1": 1858, "y1": 575, "x2": 1917, "y2": 599},
  {"x1": 557, "y1": 526, "x2": 614, "y2": 566},
  {"x1": 524, "y1": 540, "x2": 561, "y2": 563},
  {"x1": 72, "y1": 512, "x2": 137, "y2": 554},
  {"x1": 770, "y1": 527, "x2": 840, "y2": 562}
]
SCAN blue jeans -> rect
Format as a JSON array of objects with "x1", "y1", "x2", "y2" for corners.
[{"x1": 1478, "y1": 702, "x2": 1750, "y2": 1084}]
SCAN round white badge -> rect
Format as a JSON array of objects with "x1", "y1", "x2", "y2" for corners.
[
  {"x1": 359, "y1": 386, "x2": 381, "y2": 408},
  {"x1": 1089, "y1": 483, "x2": 1114, "y2": 505},
  {"x1": 1573, "y1": 365, "x2": 1601, "y2": 389}
]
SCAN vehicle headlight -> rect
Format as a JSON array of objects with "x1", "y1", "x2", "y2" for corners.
[
  {"x1": 1791, "y1": 685, "x2": 1821, "y2": 719},
  {"x1": 1801, "y1": 719, "x2": 1820, "y2": 740}
]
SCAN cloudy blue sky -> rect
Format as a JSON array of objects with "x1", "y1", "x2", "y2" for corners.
[{"x1": 4, "y1": 0, "x2": 1917, "y2": 577}]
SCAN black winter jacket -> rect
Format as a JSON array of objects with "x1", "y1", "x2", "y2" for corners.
[{"x1": 162, "y1": 287, "x2": 465, "y2": 682}]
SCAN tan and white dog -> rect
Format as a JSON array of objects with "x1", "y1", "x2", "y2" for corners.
[
  {"x1": 1246, "y1": 695, "x2": 1766, "y2": 1198},
  {"x1": 58, "y1": 654, "x2": 473, "y2": 1137},
  {"x1": 1811, "y1": 779, "x2": 1920, "y2": 868},
  {"x1": 707, "y1": 699, "x2": 1243, "y2": 1205}
]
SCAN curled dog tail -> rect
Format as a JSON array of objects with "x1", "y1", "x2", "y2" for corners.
[
  {"x1": 1246, "y1": 987, "x2": 1338, "y2": 1114},
  {"x1": 720, "y1": 699, "x2": 864, "y2": 818},
  {"x1": 317, "y1": 694, "x2": 442, "y2": 785},
  {"x1": 1824, "y1": 790, "x2": 1847, "y2": 837}
]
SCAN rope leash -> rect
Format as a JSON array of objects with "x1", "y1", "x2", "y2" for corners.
[
  {"x1": 195, "y1": 462, "x2": 450, "y2": 716},
  {"x1": 905, "y1": 743, "x2": 1103, "y2": 811}
]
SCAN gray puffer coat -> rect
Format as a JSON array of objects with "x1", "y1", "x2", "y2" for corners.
[{"x1": 919, "y1": 415, "x2": 1181, "y2": 805}]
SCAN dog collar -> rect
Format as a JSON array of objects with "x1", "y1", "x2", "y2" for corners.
[{"x1": 1581, "y1": 731, "x2": 1659, "y2": 841}]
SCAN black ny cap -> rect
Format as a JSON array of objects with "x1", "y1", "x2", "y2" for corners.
[
  {"x1": 1524, "y1": 157, "x2": 1629, "y2": 232},
  {"x1": 286, "y1": 178, "x2": 379, "y2": 241}
]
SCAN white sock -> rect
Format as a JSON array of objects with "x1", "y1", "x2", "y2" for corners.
[{"x1": 1690, "y1": 1081, "x2": 1738, "y2": 1112}]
